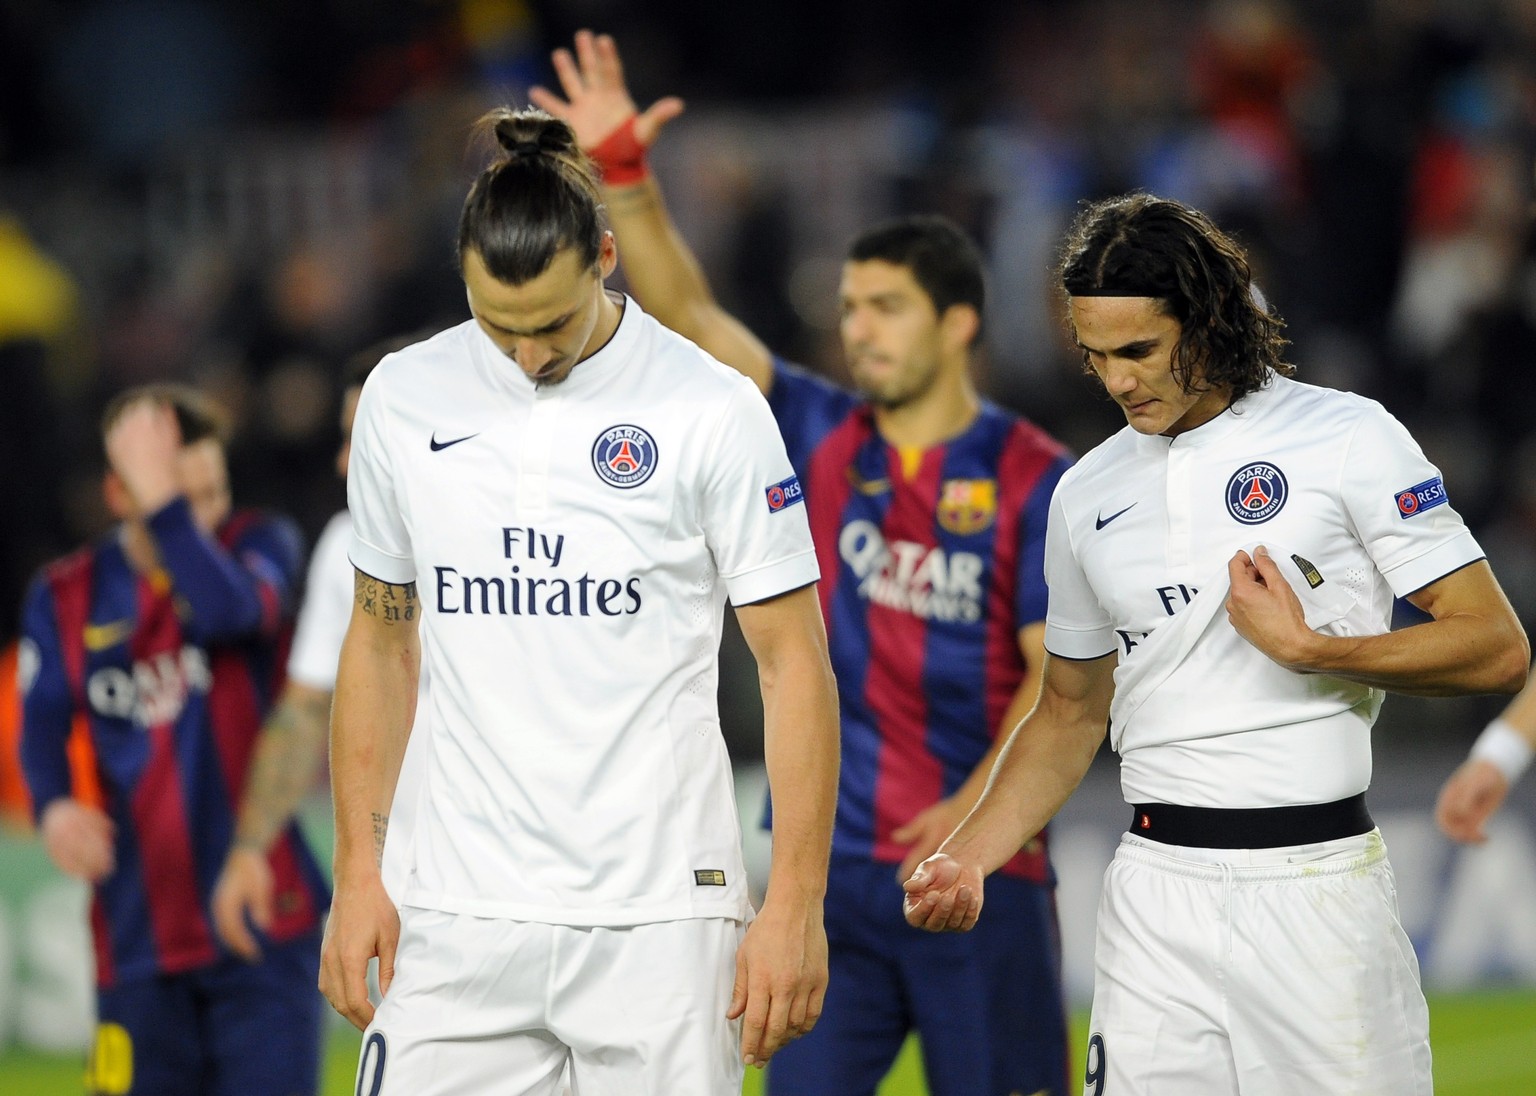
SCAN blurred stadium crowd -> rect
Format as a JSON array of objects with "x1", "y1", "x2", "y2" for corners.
[{"x1": 2, "y1": 0, "x2": 1534, "y2": 748}]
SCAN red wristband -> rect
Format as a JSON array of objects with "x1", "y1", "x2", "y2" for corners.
[{"x1": 589, "y1": 116, "x2": 650, "y2": 186}]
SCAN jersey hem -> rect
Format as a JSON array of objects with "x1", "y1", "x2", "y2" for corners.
[
  {"x1": 724, "y1": 549, "x2": 820, "y2": 606},
  {"x1": 347, "y1": 534, "x2": 415, "y2": 586},
  {"x1": 399, "y1": 893, "x2": 754, "y2": 926}
]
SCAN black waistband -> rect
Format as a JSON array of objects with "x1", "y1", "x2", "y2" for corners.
[{"x1": 1128, "y1": 793, "x2": 1374, "y2": 849}]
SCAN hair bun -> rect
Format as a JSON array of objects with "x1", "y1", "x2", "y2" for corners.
[{"x1": 491, "y1": 110, "x2": 575, "y2": 161}]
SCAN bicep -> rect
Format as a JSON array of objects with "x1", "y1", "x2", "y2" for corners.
[
  {"x1": 734, "y1": 585, "x2": 828, "y2": 670},
  {"x1": 1404, "y1": 560, "x2": 1520, "y2": 625},
  {"x1": 1015, "y1": 622, "x2": 1047, "y2": 677},
  {"x1": 342, "y1": 570, "x2": 422, "y2": 657},
  {"x1": 1035, "y1": 651, "x2": 1116, "y2": 734}
]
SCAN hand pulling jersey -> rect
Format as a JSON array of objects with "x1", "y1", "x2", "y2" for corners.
[
  {"x1": 347, "y1": 298, "x2": 818, "y2": 925},
  {"x1": 1044, "y1": 375, "x2": 1484, "y2": 807}
]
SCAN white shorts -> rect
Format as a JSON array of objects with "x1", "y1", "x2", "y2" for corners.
[
  {"x1": 355, "y1": 909, "x2": 746, "y2": 1096},
  {"x1": 1086, "y1": 829, "x2": 1431, "y2": 1096}
]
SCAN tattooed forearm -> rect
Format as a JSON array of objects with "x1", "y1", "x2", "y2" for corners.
[
  {"x1": 233, "y1": 688, "x2": 331, "y2": 853},
  {"x1": 355, "y1": 572, "x2": 417, "y2": 625},
  {"x1": 372, "y1": 812, "x2": 389, "y2": 865}
]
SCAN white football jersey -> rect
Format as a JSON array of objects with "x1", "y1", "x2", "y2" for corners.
[
  {"x1": 1045, "y1": 375, "x2": 1483, "y2": 807},
  {"x1": 288, "y1": 510, "x2": 355, "y2": 690},
  {"x1": 346, "y1": 298, "x2": 819, "y2": 925}
]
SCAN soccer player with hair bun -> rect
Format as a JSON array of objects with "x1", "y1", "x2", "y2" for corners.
[{"x1": 321, "y1": 107, "x2": 839, "y2": 1095}]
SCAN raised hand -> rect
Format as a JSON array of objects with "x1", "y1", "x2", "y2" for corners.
[
  {"x1": 105, "y1": 397, "x2": 183, "y2": 515},
  {"x1": 529, "y1": 29, "x2": 684, "y2": 152}
]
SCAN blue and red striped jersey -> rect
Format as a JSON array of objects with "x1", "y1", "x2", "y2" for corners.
[
  {"x1": 18, "y1": 498, "x2": 329, "y2": 986},
  {"x1": 768, "y1": 360, "x2": 1071, "y2": 883}
]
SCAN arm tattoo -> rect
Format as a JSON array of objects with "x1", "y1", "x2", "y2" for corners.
[
  {"x1": 372, "y1": 812, "x2": 389, "y2": 865},
  {"x1": 355, "y1": 573, "x2": 417, "y2": 625},
  {"x1": 235, "y1": 691, "x2": 330, "y2": 851}
]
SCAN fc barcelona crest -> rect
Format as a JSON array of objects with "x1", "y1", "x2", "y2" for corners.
[{"x1": 937, "y1": 479, "x2": 998, "y2": 535}]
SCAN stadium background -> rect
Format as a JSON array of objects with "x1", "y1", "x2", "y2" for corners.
[{"x1": 1, "y1": 0, "x2": 1534, "y2": 1090}]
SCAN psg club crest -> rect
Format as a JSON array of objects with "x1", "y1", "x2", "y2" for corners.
[
  {"x1": 937, "y1": 479, "x2": 998, "y2": 535},
  {"x1": 591, "y1": 424, "x2": 658, "y2": 489},
  {"x1": 1225, "y1": 462, "x2": 1288, "y2": 524}
]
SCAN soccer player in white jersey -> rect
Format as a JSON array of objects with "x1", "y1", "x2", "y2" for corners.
[
  {"x1": 211, "y1": 339, "x2": 427, "y2": 958},
  {"x1": 1437, "y1": 667, "x2": 1536, "y2": 843},
  {"x1": 903, "y1": 193, "x2": 1530, "y2": 1094},
  {"x1": 318, "y1": 107, "x2": 839, "y2": 1096}
]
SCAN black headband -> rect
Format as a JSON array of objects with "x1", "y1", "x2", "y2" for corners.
[{"x1": 1062, "y1": 272, "x2": 1177, "y2": 298}]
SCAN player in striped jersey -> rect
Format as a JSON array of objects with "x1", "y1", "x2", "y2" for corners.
[
  {"x1": 18, "y1": 384, "x2": 327, "y2": 1096},
  {"x1": 533, "y1": 32, "x2": 1073, "y2": 1096}
]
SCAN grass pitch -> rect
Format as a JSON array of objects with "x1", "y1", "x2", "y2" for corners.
[{"x1": 2, "y1": 990, "x2": 1531, "y2": 1093}]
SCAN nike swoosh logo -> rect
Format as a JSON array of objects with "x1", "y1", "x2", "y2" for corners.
[
  {"x1": 83, "y1": 619, "x2": 134, "y2": 650},
  {"x1": 1095, "y1": 503, "x2": 1137, "y2": 530},
  {"x1": 845, "y1": 467, "x2": 891, "y2": 496},
  {"x1": 429, "y1": 432, "x2": 480, "y2": 452}
]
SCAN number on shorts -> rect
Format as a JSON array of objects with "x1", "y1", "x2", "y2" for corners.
[
  {"x1": 1085, "y1": 1032, "x2": 1107, "y2": 1095},
  {"x1": 86, "y1": 1022, "x2": 134, "y2": 1096},
  {"x1": 356, "y1": 1031, "x2": 387, "y2": 1096}
]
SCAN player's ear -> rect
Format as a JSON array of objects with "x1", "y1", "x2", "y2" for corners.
[
  {"x1": 940, "y1": 302, "x2": 980, "y2": 353},
  {"x1": 102, "y1": 469, "x2": 134, "y2": 520},
  {"x1": 596, "y1": 231, "x2": 618, "y2": 280}
]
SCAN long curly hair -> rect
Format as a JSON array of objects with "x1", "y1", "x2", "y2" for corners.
[{"x1": 1058, "y1": 193, "x2": 1292, "y2": 401}]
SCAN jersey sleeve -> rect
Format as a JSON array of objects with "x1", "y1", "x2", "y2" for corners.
[
  {"x1": 702, "y1": 378, "x2": 821, "y2": 606},
  {"x1": 347, "y1": 372, "x2": 416, "y2": 585},
  {"x1": 1042, "y1": 480, "x2": 1117, "y2": 659},
  {"x1": 766, "y1": 357, "x2": 862, "y2": 472},
  {"x1": 146, "y1": 499, "x2": 302, "y2": 643},
  {"x1": 1339, "y1": 403, "x2": 1484, "y2": 596},
  {"x1": 1015, "y1": 453, "x2": 1073, "y2": 628},
  {"x1": 17, "y1": 576, "x2": 76, "y2": 817},
  {"x1": 286, "y1": 512, "x2": 355, "y2": 689}
]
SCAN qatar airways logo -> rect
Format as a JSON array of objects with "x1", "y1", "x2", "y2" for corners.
[
  {"x1": 838, "y1": 520, "x2": 983, "y2": 623},
  {"x1": 434, "y1": 525, "x2": 642, "y2": 618},
  {"x1": 87, "y1": 647, "x2": 212, "y2": 725}
]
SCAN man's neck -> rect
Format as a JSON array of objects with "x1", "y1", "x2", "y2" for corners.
[
  {"x1": 872, "y1": 366, "x2": 981, "y2": 451},
  {"x1": 118, "y1": 521, "x2": 160, "y2": 574}
]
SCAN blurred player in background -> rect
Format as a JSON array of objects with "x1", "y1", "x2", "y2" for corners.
[
  {"x1": 18, "y1": 384, "x2": 328, "y2": 1096},
  {"x1": 319, "y1": 107, "x2": 839, "y2": 1094},
  {"x1": 1437, "y1": 667, "x2": 1536, "y2": 843},
  {"x1": 212, "y1": 337, "x2": 429, "y2": 959},
  {"x1": 904, "y1": 193, "x2": 1530, "y2": 1095},
  {"x1": 532, "y1": 31, "x2": 1074, "y2": 1096}
]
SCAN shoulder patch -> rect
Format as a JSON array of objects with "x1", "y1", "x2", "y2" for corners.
[
  {"x1": 1395, "y1": 477, "x2": 1447, "y2": 519},
  {"x1": 765, "y1": 474, "x2": 804, "y2": 513}
]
